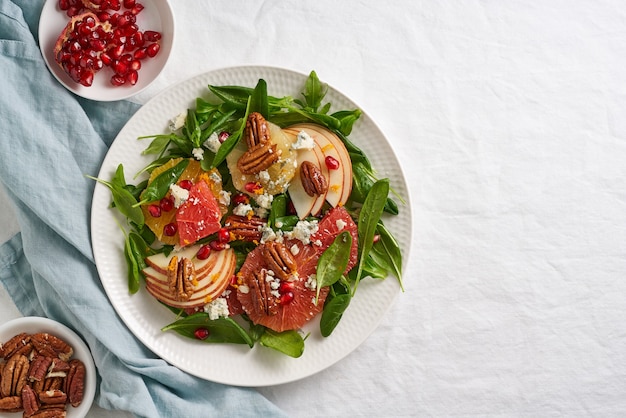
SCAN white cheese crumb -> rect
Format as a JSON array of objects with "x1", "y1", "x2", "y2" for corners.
[
  {"x1": 218, "y1": 190, "x2": 231, "y2": 206},
  {"x1": 203, "y1": 297, "x2": 229, "y2": 320},
  {"x1": 255, "y1": 193, "x2": 273, "y2": 210},
  {"x1": 254, "y1": 207, "x2": 269, "y2": 219},
  {"x1": 192, "y1": 147, "x2": 204, "y2": 161},
  {"x1": 260, "y1": 225, "x2": 284, "y2": 243},
  {"x1": 284, "y1": 219, "x2": 319, "y2": 245},
  {"x1": 169, "y1": 111, "x2": 187, "y2": 131},
  {"x1": 305, "y1": 274, "x2": 317, "y2": 290},
  {"x1": 290, "y1": 244, "x2": 300, "y2": 256},
  {"x1": 203, "y1": 132, "x2": 221, "y2": 153},
  {"x1": 239, "y1": 285, "x2": 250, "y2": 294},
  {"x1": 258, "y1": 170, "x2": 270, "y2": 183},
  {"x1": 209, "y1": 171, "x2": 222, "y2": 184},
  {"x1": 292, "y1": 130, "x2": 315, "y2": 150},
  {"x1": 169, "y1": 184, "x2": 189, "y2": 208},
  {"x1": 233, "y1": 203, "x2": 253, "y2": 217},
  {"x1": 335, "y1": 219, "x2": 347, "y2": 231}
]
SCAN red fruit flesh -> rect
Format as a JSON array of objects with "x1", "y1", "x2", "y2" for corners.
[{"x1": 176, "y1": 180, "x2": 223, "y2": 247}]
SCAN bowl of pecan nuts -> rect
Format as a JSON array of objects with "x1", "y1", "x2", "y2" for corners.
[{"x1": 0, "y1": 317, "x2": 96, "y2": 417}]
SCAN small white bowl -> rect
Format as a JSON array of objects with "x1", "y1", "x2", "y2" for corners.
[
  {"x1": 38, "y1": 0, "x2": 175, "y2": 101},
  {"x1": 0, "y1": 316, "x2": 96, "y2": 418}
]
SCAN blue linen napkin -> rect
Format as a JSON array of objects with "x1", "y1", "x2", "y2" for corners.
[{"x1": 0, "y1": 1, "x2": 286, "y2": 417}]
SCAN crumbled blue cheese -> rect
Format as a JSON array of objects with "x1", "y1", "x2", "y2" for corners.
[
  {"x1": 203, "y1": 132, "x2": 221, "y2": 153},
  {"x1": 209, "y1": 170, "x2": 222, "y2": 184},
  {"x1": 203, "y1": 297, "x2": 229, "y2": 320},
  {"x1": 192, "y1": 147, "x2": 204, "y2": 161},
  {"x1": 285, "y1": 219, "x2": 319, "y2": 245},
  {"x1": 254, "y1": 207, "x2": 269, "y2": 219},
  {"x1": 258, "y1": 170, "x2": 271, "y2": 183},
  {"x1": 292, "y1": 130, "x2": 315, "y2": 150},
  {"x1": 305, "y1": 274, "x2": 317, "y2": 290},
  {"x1": 218, "y1": 190, "x2": 231, "y2": 206},
  {"x1": 233, "y1": 203, "x2": 253, "y2": 217},
  {"x1": 169, "y1": 184, "x2": 189, "y2": 208},
  {"x1": 239, "y1": 284, "x2": 250, "y2": 294},
  {"x1": 169, "y1": 111, "x2": 187, "y2": 131},
  {"x1": 260, "y1": 225, "x2": 284, "y2": 243},
  {"x1": 335, "y1": 219, "x2": 347, "y2": 231},
  {"x1": 255, "y1": 193, "x2": 273, "y2": 210},
  {"x1": 290, "y1": 244, "x2": 300, "y2": 256}
]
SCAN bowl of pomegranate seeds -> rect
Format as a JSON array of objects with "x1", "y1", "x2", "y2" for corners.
[{"x1": 39, "y1": 0, "x2": 174, "y2": 101}]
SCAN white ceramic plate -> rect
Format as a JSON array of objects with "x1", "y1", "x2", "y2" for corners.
[
  {"x1": 0, "y1": 317, "x2": 96, "y2": 417},
  {"x1": 91, "y1": 66, "x2": 411, "y2": 386},
  {"x1": 38, "y1": 0, "x2": 174, "y2": 101}
]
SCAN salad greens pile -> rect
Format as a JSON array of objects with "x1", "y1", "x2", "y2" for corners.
[{"x1": 97, "y1": 71, "x2": 404, "y2": 357}]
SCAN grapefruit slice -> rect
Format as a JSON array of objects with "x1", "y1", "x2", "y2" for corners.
[
  {"x1": 311, "y1": 206, "x2": 359, "y2": 274},
  {"x1": 175, "y1": 180, "x2": 222, "y2": 247},
  {"x1": 143, "y1": 247, "x2": 236, "y2": 310},
  {"x1": 237, "y1": 241, "x2": 328, "y2": 332}
]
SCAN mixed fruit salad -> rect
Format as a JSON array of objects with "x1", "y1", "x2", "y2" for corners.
[{"x1": 95, "y1": 71, "x2": 404, "y2": 357}]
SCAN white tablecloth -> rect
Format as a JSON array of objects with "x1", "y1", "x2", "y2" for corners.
[{"x1": 2, "y1": 1, "x2": 626, "y2": 416}]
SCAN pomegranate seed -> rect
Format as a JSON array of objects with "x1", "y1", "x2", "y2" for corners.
[
  {"x1": 100, "y1": 52, "x2": 113, "y2": 66},
  {"x1": 67, "y1": 6, "x2": 82, "y2": 17},
  {"x1": 109, "y1": 13, "x2": 120, "y2": 25},
  {"x1": 113, "y1": 60, "x2": 129, "y2": 75},
  {"x1": 129, "y1": 31, "x2": 144, "y2": 48},
  {"x1": 98, "y1": 12, "x2": 111, "y2": 21},
  {"x1": 144, "y1": 30, "x2": 162, "y2": 42},
  {"x1": 133, "y1": 47, "x2": 147, "y2": 60},
  {"x1": 159, "y1": 196, "x2": 174, "y2": 211},
  {"x1": 123, "y1": 0, "x2": 136, "y2": 8},
  {"x1": 59, "y1": 0, "x2": 70, "y2": 10},
  {"x1": 279, "y1": 281, "x2": 295, "y2": 293},
  {"x1": 109, "y1": 0, "x2": 121, "y2": 10},
  {"x1": 110, "y1": 44, "x2": 124, "y2": 59},
  {"x1": 130, "y1": 4, "x2": 144, "y2": 15},
  {"x1": 209, "y1": 240, "x2": 227, "y2": 251},
  {"x1": 218, "y1": 131, "x2": 230, "y2": 143},
  {"x1": 124, "y1": 23, "x2": 139, "y2": 38},
  {"x1": 163, "y1": 223, "x2": 177, "y2": 236},
  {"x1": 196, "y1": 245, "x2": 211, "y2": 260},
  {"x1": 373, "y1": 234, "x2": 381, "y2": 243},
  {"x1": 325, "y1": 155, "x2": 340, "y2": 170},
  {"x1": 179, "y1": 179, "x2": 193, "y2": 190},
  {"x1": 111, "y1": 74, "x2": 126, "y2": 86},
  {"x1": 69, "y1": 41, "x2": 81, "y2": 53},
  {"x1": 229, "y1": 275, "x2": 238, "y2": 286},
  {"x1": 232, "y1": 193, "x2": 249, "y2": 205},
  {"x1": 194, "y1": 328, "x2": 210, "y2": 340},
  {"x1": 126, "y1": 70, "x2": 138, "y2": 85},
  {"x1": 79, "y1": 71, "x2": 94, "y2": 87},
  {"x1": 244, "y1": 182, "x2": 262, "y2": 194},
  {"x1": 130, "y1": 59, "x2": 141, "y2": 71},
  {"x1": 90, "y1": 39, "x2": 106, "y2": 52},
  {"x1": 146, "y1": 42, "x2": 160, "y2": 57},
  {"x1": 279, "y1": 291, "x2": 294, "y2": 305},
  {"x1": 217, "y1": 228, "x2": 230, "y2": 243},
  {"x1": 147, "y1": 204, "x2": 161, "y2": 217}
]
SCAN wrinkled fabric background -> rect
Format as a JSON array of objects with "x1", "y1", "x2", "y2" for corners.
[{"x1": 2, "y1": 0, "x2": 626, "y2": 417}]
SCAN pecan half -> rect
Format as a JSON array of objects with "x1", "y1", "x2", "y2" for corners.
[
  {"x1": 31, "y1": 408, "x2": 67, "y2": 418},
  {"x1": 300, "y1": 161, "x2": 328, "y2": 197},
  {"x1": 31, "y1": 334, "x2": 73, "y2": 362},
  {"x1": 64, "y1": 359, "x2": 85, "y2": 408},
  {"x1": 237, "y1": 143, "x2": 279, "y2": 175},
  {"x1": 0, "y1": 395, "x2": 22, "y2": 411},
  {"x1": 245, "y1": 112, "x2": 271, "y2": 148},
  {"x1": 22, "y1": 384, "x2": 40, "y2": 417},
  {"x1": 0, "y1": 333, "x2": 31, "y2": 360},
  {"x1": 48, "y1": 359, "x2": 70, "y2": 375},
  {"x1": 224, "y1": 215, "x2": 265, "y2": 242},
  {"x1": 28, "y1": 356, "x2": 53, "y2": 382},
  {"x1": 39, "y1": 376, "x2": 63, "y2": 393},
  {"x1": 1, "y1": 354, "x2": 29, "y2": 397},
  {"x1": 262, "y1": 241, "x2": 297, "y2": 281},
  {"x1": 39, "y1": 389, "x2": 67, "y2": 405},
  {"x1": 249, "y1": 269, "x2": 279, "y2": 316},
  {"x1": 167, "y1": 256, "x2": 195, "y2": 302}
]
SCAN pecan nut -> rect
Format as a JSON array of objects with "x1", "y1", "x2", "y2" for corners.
[
  {"x1": 64, "y1": 359, "x2": 85, "y2": 408},
  {"x1": 237, "y1": 143, "x2": 279, "y2": 175},
  {"x1": 0, "y1": 333, "x2": 31, "y2": 360},
  {"x1": 249, "y1": 269, "x2": 279, "y2": 316},
  {"x1": 31, "y1": 334, "x2": 73, "y2": 362},
  {"x1": 30, "y1": 408, "x2": 67, "y2": 418},
  {"x1": 262, "y1": 241, "x2": 297, "y2": 281},
  {"x1": 1, "y1": 354, "x2": 29, "y2": 397},
  {"x1": 245, "y1": 112, "x2": 271, "y2": 148},
  {"x1": 300, "y1": 161, "x2": 328, "y2": 197},
  {"x1": 28, "y1": 356, "x2": 53, "y2": 382},
  {"x1": 39, "y1": 389, "x2": 67, "y2": 405},
  {"x1": 224, "y1": 215, "x2": 265, "y2": 242},
  {"x1": 0, "y1": 395, "x2": 22, "y2": 411},
  {"x1": 167, "y1": 256, "x2": 196, "y2": 302},
  {"x1": 22, "y1": 384, "x2": 40, "y2": 417}
]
